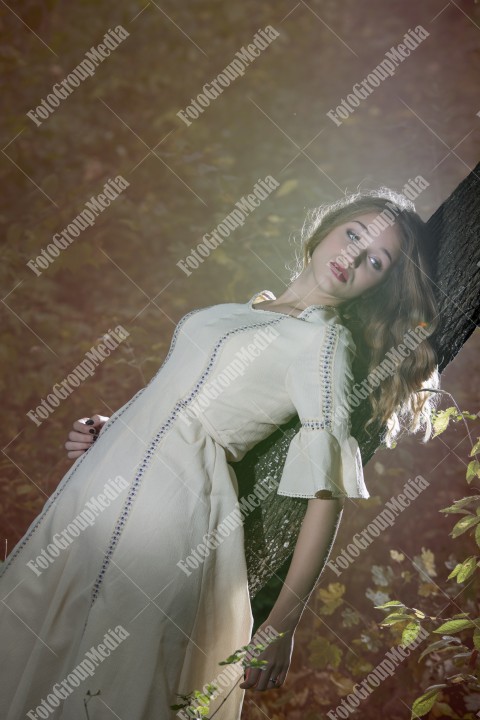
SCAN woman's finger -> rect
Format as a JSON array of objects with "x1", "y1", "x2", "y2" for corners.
[
  {"x1": 65, "y1": 439, "x2": 94, "y2": 450},
  {"x1": 66, "y1": 449, "x2": 87, "y2": 459},
  {"x1": 239, "y1": 667, "x2": 260, "y2": 689},
  {"x1": 72, "y1": 415, "x2": 107, "y2": 434},
  {"x1": 272, "y1": 671, "x2": 285, "y2": 688},
  {"x1": 240, "y1": 667, "x2": 277, "y2": 692},
  {"x1": 254, "y1": 668, "x2": 278, "y2": 692},
  {"x1": 68, "y1": 430, "x2": 97, "y2": 443}
]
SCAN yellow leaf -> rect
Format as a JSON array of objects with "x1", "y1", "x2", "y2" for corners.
[
  {"x1": 308, "y1": 636, "x2": 342, "y2": 670},
  {"x1": 317, "y1": 583, "x2": 345, "y2": 603},
  {"x1": 210, "y1": 248, "x2": 230, "y2": 266},
  {"x1": 276, "y1": 179, "x2": 298, "y2": 198},
  {"x1": 421, "y1": 547, "x2": 437, "y2": 577},
  {"x1": 418, "y1": 582, "x2": 438, "y2": 597}
]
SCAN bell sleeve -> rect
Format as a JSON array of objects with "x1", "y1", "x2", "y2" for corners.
[{"x1": 276, "y1": 321, "x2": 370, "y2": 500}]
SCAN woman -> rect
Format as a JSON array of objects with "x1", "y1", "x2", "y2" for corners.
[{"x1": 0, "y1": 188, "x2": 439, "y2": 720}]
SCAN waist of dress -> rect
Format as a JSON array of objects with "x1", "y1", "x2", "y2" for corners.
[{"x1": 193, "y1": 413, "x2": 245, "y2": 462}]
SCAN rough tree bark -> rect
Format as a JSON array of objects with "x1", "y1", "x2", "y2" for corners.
[{"x1": 233, "y1": 161, "x2": 480, "y2": 602}]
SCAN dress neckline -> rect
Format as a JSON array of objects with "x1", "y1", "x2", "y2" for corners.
[{"x1": 247, "y1": 289, "x2": 339, "y2": 321}]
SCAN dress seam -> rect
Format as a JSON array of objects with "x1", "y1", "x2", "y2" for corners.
[{"x1": 83, "y1": 313, "x2": 286, "y2": 627}]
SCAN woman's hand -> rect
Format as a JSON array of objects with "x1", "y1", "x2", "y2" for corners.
[
  {"x1": 64, "y1": 414, "x2": 109, "y2": 459},
  {"x1": 239, "y1": 622, "x2": 294, "y2": 691}
]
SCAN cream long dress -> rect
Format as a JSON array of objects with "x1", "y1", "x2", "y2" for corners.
[{"x1": 0, "y1": 290, "x2": 369, "y2": 720}]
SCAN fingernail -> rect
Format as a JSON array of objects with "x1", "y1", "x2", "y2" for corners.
[
  {"x1": 92, "y1": 435, "x2": 98, "y2": 441},
  {"x1": 86, "y1": 419, "x2": 94, "y2": 425}
]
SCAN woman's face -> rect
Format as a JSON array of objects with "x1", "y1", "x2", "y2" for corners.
[{"x1": 309, "y1": 212, "x2": 403, "y2": 303}]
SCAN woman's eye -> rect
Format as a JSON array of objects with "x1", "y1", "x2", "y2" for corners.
[{"x1": 346, "y1": 228, "x2": 382, "y2": 270}]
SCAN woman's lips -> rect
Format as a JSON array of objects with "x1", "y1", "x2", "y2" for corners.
[{"x1": 330, "y1": 261, "x2": 347, "y2": 283}]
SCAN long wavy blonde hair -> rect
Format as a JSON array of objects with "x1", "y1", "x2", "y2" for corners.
[{"x1": 294, "y1": 187, "x2": 440, "y2": 448}]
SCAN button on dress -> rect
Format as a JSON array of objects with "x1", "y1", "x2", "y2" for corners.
[{"x1": 0, "y1": 290, "x2": 369, "y2": 720}]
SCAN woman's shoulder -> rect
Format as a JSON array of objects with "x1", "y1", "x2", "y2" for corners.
[{"x1": 311, "y1": 313, "x2": 357, "y2": 353}]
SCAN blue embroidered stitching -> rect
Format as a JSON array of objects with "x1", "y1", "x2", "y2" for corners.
[
  {"x1": 301, "y1": 419, "x2": 328, "y2": 430},
  {"x1": 87, "y1": 314, "x2": 285, "y2": 613},
  {"x1": 319, "y1": 325, "x2": 339, "y2": 431}
]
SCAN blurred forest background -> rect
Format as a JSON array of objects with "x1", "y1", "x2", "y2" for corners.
[{"x1": 1, "y1": 1, "x2": 480, "y2": 718}]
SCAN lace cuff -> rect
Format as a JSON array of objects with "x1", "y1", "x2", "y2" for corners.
[{"x1": 276, "y1": 420, "x2": 370, "y2": 499}]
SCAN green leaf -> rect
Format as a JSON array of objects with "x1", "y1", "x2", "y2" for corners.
[
  {"x1": 434, "y1": 619, "x2": 476, "y2": 634},
  {"x1": 401, "y1": 621, "x2": 421, "y2": 647},
  {"x1": 469, "y1": 438, "x2": 480, "y2": 456},
  {"x1": 456, "y1": 556, "x2": 478, "y2": 583},
  {"x1": 447, "y1": 563, "x2": 462, "y2": 580},
  {"x1": 374, "y1": 599, "x2": 406, "y2": 609},
  {"x1": 450, "y1": 515, "x2": 480, "y2": 538},
  {"x1": 411, "y1": 688, "x2": 442, "y2": 718},
  {"x1": 440, "y1": 495, "x2": 480, "y2": 513},
  {"x1": 380, "y1": 612, "x2": 412, "y2": 626},
  {"x1": 246, "y1": 658, "x2": 268, "y2": 668},
  {"x1": 218, "y1": 653, "x2": 242, "y2": 665},
  {"x1": 431, "y1": 407, "x2": 456, "y2": 437},
  {"x1": 466, "y1": 460, "x2": 480, "y2": 483},
  {"x1": 418, "y1": 637, "x2": 459, "y2": 663}
]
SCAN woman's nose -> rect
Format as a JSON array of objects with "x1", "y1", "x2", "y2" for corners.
[{"x1": 350, "y1": 250, "x2": 365, "y2": 268}]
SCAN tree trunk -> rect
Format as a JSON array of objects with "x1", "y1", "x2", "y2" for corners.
[{"x1": 234, "y1": 161, "x2": 480, "y2": 601}]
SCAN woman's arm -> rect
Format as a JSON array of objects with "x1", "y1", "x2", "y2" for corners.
[{"x1": 240, "y1": 495, "x2": 344, "y2": 691}]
